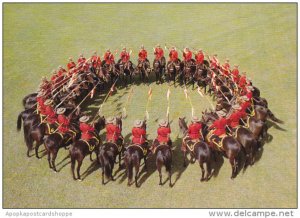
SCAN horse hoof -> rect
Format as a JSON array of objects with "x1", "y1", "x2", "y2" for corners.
[
  {"x1": 77, "y1": 178, "x2": 82, "y2": 182},
  {"x1": 159, "y1": 183, "x2": 162, "y2": 186}
]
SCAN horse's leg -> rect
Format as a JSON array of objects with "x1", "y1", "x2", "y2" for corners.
[
  {"x1": 118, "y1": 153, "x2": 122, "y2": 168},
  {"x1": 229, "y1": 156, "x2": 238, "y2": 179},
  {"x1": 143, "y1": 156, "x2": 147, "y2": 170},
  {"x1": 134, "y1": 162, "x2": 140, "y2": 187},
  {"x1": 90, "y1": 152, "x2": 93, "y2": 162},
  {"x1": 199, "y1": 158, "x2": 205, "y2": 182},
  {"x1": 47, "y1": 151, "x2": 52, "y2": 169},
  {"x1": 71, "y1": 155, "x2": 76, "y2": 180},
  {"x1": 168, "y1": 168, "x2": 172, "y2": 187},
  {"x1": 35, "y1": 141, "x2": 42, "y2": 159},
  {"x1": 101, "y1": 166, "x2": 105, "y2": 185},
  {"x1": 158, "y1": 164, "x2": 162, "y2": 185},
  {"x1": 77, "y1": 159, "x2": 83, "y2": 181},
  {"x1": 183, "y1": 150, "x2": 187, "y2": 167},
  {"x1": 27, "y1": 148, "x2": 31, "y2": 158},
  {"x1": 51, "y1": 150, "x2": 58, "y2": 172}
]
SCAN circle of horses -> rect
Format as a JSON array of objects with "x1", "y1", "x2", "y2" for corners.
[{"x1": 18, "y1": 46, "x2": 283, "y2": 187}]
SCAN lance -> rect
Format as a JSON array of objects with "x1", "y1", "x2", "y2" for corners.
[
  {"x1": 166, "y1": 87, "x2": 171, "y2": 120},
  {"x1": 216, "y1": 86, "x2": 230, "y2": 104},
  {"x1": 197, "y1": 85, "x2": 215, "y2": 110},
  {"x1": 183, "y1": 84, "x2": 194, "y2": 117},
  {"x1": 145, "y1": 86, "x2": 152, "y2": 120},
  {"x1": 122, "y1": 87, "x2": 134, "y2": 119},
  {"x1": 92, "y1": 76, "x2": 119, "y2": 122},
  {"x1": 54, "y1": 80, "x2": 86, "y2": 109},
  {"x1": 69, "y1": 81, "x2": 101, "y2": 116}
]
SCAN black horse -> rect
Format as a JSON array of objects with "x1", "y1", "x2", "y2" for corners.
[
  {"x1": 69, "y1": 116, "x2": 106, "y2": 181},
  {"x1": 178, "y1": 117, "x2": 214, "y2": 181},
  {"x1": 154, "y1": 144, "x2": 172, "y2": 186}
]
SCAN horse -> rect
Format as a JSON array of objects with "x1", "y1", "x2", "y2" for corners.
[
  {"x1": 153, "y1": 59, "x2": 164, "y2": 84},
  {"x1": 153, "y1": 144, "x2": 172, "y2": 186},
  {"x1": 201, "y1": 115, "x2": 242, "y2": 179},
  {"x1": 181, "y1": 61, "x2": 196, "y2": 86},
  {"x1": 123, "y1": 120, "x2": 149, "y2": 187},
  {"x1": 69, "y1": 116, "x2": 106, "y2": 181},
  {"x1": 193, "y1": 66, "x2": 210, "y2": 91},
  {"x1": 17, "y1": 108, "x2": 40, "y2": 157},
  {"x1": 43, "y1": 122, "x2": 80, "y2": 172},
  {"x1": 178, "y1": 117, "x2": 213, "y2": 181},
  {"x1": 98, "y1": 117, "x2": 125, "y2": 184},
  {"x1": 135, "y1": 60, "x2": 151, "y2": 82},
  {"x1": 116, "y1": 61, "x2": 133, "y2": 86}
]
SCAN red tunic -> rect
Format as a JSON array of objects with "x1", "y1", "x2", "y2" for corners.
[
  {"x1": 183, "y1": 51, "x2": 192, "y2": 61},
  {"x1": 57, "y1": 114, "x2": 70, "y2": 133},
  {"x1": 77, "y1": 57, "x2": 86, "y2": 64},
  {"x1": 154, "y1": 48, "x2": 164, "y2": 60},
  {"x1": 106, "y1": 124, "x2": 121, "y2": 142},
  {"x1": 169, "y1": 50, "x2": 178, "y2": 61},
  {"x1": 188, "y1": 123, "x2": 202, "y2": 139},
  {"x1": 157, "y1": 127, "x2": 171, "y2": 143},
  {"x1": 239, "y1": 75, "x2": 247, "y2": 88},
  {"x1": 91, "y1": 55, "x2": 101, "y2": 68},
  {"x1": 37, "y1": 97, "x2": 46, "y2": 114},
  {"x1": 240, "y1": 101, "x2": 251, "y2": 114},
  {"x1": 67, "y1": 61, "x2": 76, "y2": 70},
  {"x1": 44, "y1": 105, "x2": 57, "y2": 124},
  {"x1": 57, "y1": 68, "x2": 67, "y2": 77},
  {"x1": 246, "y1": 90, "x2": 253, "y2": 100},
  {"x1": 80, "y1": 122, "x2": 95, "y2": 141},
  {"x1": 120, "y1": 51, "x2": 130, "y2": 63},
  {"x1": 228, "y1": 111, "x2": 243, "y2": 128},
  {"x1": 210, "y1": 56, "x2": 219, "y2": 69},
  {"x1": 222, "y1": 62, "x2": 230, "y2": 76},
  {"x1": 231, "y1": 68, "x2": 240, "y2": 83},
  {"x1": 132, "y1": 127, "x2": 146, "y2": 144},
  {"x1": 138, "y1": 49, "x2": 148, "y2": 61},
  {"x1": 195, "y1": 51, "x2": 204, "y2": 64},
  {"x1": 104, "y1": 52, "x2": 114, "y2": 64},
  {"x1": 210, "y1": 118, "x2": 227, "y2": 136}
]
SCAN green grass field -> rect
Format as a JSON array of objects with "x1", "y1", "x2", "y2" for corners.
[{"x1": 3, "y1": 3, "x2": 297, "y2": 208}]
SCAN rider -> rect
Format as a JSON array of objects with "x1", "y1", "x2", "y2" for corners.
[
  {"x1": 131, "y1": 119, "x2": 147, "y2": 146},
  {"x1": 43, "y1": 99, "x2": 58, "y2": 133},
  {"x1": 182, "y1": 116, "x2": 203, "y2": 152},
  {"x1": 120, "y1": 47, "x2": 131, "y2": 69},
  {"x1": 77, "y1": 54, "x2": 86, "y2": 64},
  {"x1": 238, "y1": 72, "x2": 247, "y2": 89},
  {"x1": 227, "y1": 104, "x2": 244, "y2": 129},
  {"x1": 104, "y1": 49, "x2": 115, "y2": 66},
  {"x1": 168, "y1": 46, "x2": 179, "y2": 63},
  {"x1": 91, "y1": 51, "x2": 102, "y2": 74},
  {"x1": 209, "y1": 54, "x2": 220, "y2": 70},
  {"x1": 79, "y1": 115, "x2": 96, "y2": 141},
  {"x1": 208, "y1": 109, "x2": 228, "y2": 140},
  {"x1": 56, "y1": 107, "x2": 76, "y2": 139},
  {"x1": 36, "y1": 90, "x2": 47, "y2": 116},
  {"x1": 154, "y1": 44, "x2": 164, "y2": 63},
  {"x1": 57, "y1": 65, "x2": 67, "y2": 77},
  {"x1": 151, "y1": 119, "x2": 171, "y2": 153},
  {"x1": 138, "y1": 45, "x2": 148, "y2": 64},
  {"x1": 105, "y1": 116, "x2": 123, "y2": 145},
  {"x1": 221, "y1": 58, "x2": 230, "y2": 77},
  {"x1": 67, "y1": 57, "x2": 76, "y2": 71},
  {"x1": 183, "y1": 47, "x2": 193, "y2": 65},
  {"x1": 195, "y1": 49, "x2": 205, "y2": 66},
  {"x1": 231, "y1": 64, "x2": 240, "y2": 84}
]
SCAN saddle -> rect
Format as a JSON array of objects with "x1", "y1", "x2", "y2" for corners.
[
  {"x1": 81, "y1": 137, "x2": 99, "y2": 152},
  {"x1": 182, "y1": 136, "x2": 200, "y2": 153},
  {"x1": 127, "y1": 143, "x2": 148, "y2": 156},
  {"x1": 44, "y1": 123, "x2": 57, "y2": 135},
  {"x1": 206, "y1": 130, "x2": 226, "y2": 151},
  {"x1": 107, "y1": 140, "x2": 123, "y2": 153},
  {"x1": 152, "y1": 143, "x2": 169, "y2": 154}
]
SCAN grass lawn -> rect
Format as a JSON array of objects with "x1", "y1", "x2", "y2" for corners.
[{"x1": 3, "y1": 3, "x2": 297, "y2": 208}]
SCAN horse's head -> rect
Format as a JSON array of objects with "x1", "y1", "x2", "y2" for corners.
[
  {"x1": 178, "y1": 117, "x2": 188, "y2": 135},
  {"x1": 94, "y1": 116, "x2": 106, "y2": 132}
]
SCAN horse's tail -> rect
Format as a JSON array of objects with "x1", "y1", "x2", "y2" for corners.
[
  {"x1": 24, "y1": 125, "x2": 33, "y2": 151},
  {"x1": 17, "y1": 112, "x2": 23, "y2": 131},
  {"x1": 124, "y1": 151, "x2": 133, "y2": 182},
  {"x1": 99, "y1": 149, "x2": 112, "y2": 179},
  {"x1": 267, "y1": 109, "x2": 284, "y2": 124},
  {"x1": 164, "y1": 149, "x2": 172, "y2": 173}
]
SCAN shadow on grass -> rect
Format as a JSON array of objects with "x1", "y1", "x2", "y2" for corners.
[{"x1": 81, "y1": 160, "x2": 101, "y2": 181}]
